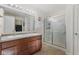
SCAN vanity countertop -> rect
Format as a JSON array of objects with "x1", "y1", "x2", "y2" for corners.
[
  {"x1": 0, "y1": 33, "x2": 42, "y2": 43},
  {"x1": 0, "y1": 31, "x2": 36, "y2": 36}
]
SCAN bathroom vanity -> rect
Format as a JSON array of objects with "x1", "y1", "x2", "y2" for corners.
[
  {"x1": 0, "y1": 33, "x2": 42, "y2": 55},
  {"x1": 0, "y1": 5, "x2": 42, "y2": 55}
]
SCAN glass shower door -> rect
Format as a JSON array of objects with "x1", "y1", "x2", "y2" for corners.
[
  {"x1": 44, "y1": 15, "x2": 66, "y2": 48},
  {"x1": 51, "y1": 15, "x2": 66, "y2": 48}
]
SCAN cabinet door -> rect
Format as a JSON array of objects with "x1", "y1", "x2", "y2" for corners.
[
  {"x1": 17, "y1": 39, "x2": 29, "y2": 55},
  {"x1": 34, "y1": 36, "x2": 42, "y2": 51},
  {"x1": 28, "y1": 41, "x2": 36, "y2": 54},
  {"x1": 0, "y1": 44, "x2": 1, "y2": 55},
  {"x1": 2, "y1": 40, "x2": 17, "y2": 49},
  {"x1": 18, "y1": 40, "x2": 36, "y2": 55},
  {"x1": 2, "y1": 46, "x2": 17, "y2": 55},
  {"x1": 36, "y1": 39, "x2": 42, "y2": 51}
]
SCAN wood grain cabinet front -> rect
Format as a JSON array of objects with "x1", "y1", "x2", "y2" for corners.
[
  {"x1": 30, "y1": 36, "x2": 42, "y2": 51},
  {"x1": 17, "y1": 39, "x2": 29, "y2": 55},
  {"x1": 35, "y1": 40, "x2": 42, "y2": 51},
  {"x1": 1, "y1": 40, "x2": 19, "y2": 55},
  {"x1": 17, "y1": 38, "x2": 36, "y2": 55},
  {"x1": 27, "y1": 41, "x2": 36, "y2": 54},
  {"x1": 0, "y1": 43, "x2": 1, "y2": 55},
  {"x1": 0, "y1": 35, "x2": 42, "y2": 55},
  {"x1": 2, "y1": 46, "x2": 18, "y2": 55},
  {"x1": 2, "y1": 40, "x2": 18, "y2": 49}
]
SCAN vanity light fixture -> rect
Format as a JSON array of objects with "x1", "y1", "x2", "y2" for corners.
[
  {"x1": 10, "y1": 4, "x2": 15, "y2": 7},
  {"x1": 5, "y1": 4, "x2": 36, "y2": 15}
]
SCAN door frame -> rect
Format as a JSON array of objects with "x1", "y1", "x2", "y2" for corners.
[{"x1": 65, "y1": 5, "x2": 74, "y2": 55}]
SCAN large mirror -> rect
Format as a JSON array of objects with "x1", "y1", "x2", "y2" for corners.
[
  {"x1": 0, "y1": 8, "x2": 36, "y2": 35},
  {"x1": 3, "y1": 13, "x2": 35, "y2": 34}
]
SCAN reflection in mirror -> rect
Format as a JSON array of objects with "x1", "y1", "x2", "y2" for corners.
[
  {"x1": 0, "y1": 8, "x2": 36, "y2": 35},
  {"x1": 1, "y1": 12, "x2": 35, "y2": 34},
  {"x1": 25, "y1": 15, "x2": 35, "y2": 33},
  {"x1": 15, "y1": 17, "x2": 23, "y2": 32}
]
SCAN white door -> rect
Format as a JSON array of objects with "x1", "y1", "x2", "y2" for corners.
[
  {"x1": 4, "y1": 16, "x2": 15, "y2": 33},
  {"x1": 77, "y1": 5, "x2": 79, "y2": 54},
  {"x1": 74, "y1": 5, "x2": 79, "y2": 54},
  {"x1": 73, "y1": 5, "x2": 79, "y2": 55},
  {"x1": 72, "y1": 5, "x2": 79, "y2": 55},
  {"x1": 73, "y1": 5, "x2": 78, "y2": 54}
]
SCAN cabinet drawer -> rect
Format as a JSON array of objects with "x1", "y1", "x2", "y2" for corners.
[
  {"x1": 35, "y1": 36, "x2": 42, "y2": 40},
  {"x1": 30, "y1": 36, "x2": 42, "y2": 41},
  {"x1": 2, "y1": 46, "x2": 17, "y2": 55},
  {"x1": 2, "y1": 40, "x2": 17, "y2": 49}
]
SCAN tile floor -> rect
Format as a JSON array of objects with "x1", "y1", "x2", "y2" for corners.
[{"x1": 34, "y1": 44, "x2": 65, "y2": 55}]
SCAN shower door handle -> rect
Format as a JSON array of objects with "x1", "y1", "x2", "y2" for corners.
[{"x1": 52, "y1": 32, "x2": 53, "y2": 44}]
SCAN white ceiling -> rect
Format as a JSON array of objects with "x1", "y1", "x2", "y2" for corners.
[{"x1": 18, "y1": 4, "x2": 66, "y2": 16}]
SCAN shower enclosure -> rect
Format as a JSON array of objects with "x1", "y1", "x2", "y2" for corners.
[{"x1": 44, "y1": 15, "x2": 66, "y2": 48}]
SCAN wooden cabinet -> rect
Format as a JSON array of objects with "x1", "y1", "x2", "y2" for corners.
[
  {"x1": 0, "y1": 43, "x2": 1, "y2": 55},
  {"x1": 1, "y1": 40, "x2": 18, "y2": 55},
  {"x1": 17, "y1": 39, "x2": 29, "y2": 55},
  {"x1": 0, "y1": 35, "x2": 42, "y2": 55},
  {"x1": 2, "y1": 46, "x2": 18, "y2": 55},
  {"x1": 27, "y1": 40, "x2": 36, "y2": 54},
  {"x1": 36, "y1": 39, "x2": 42, "y2": 51},
  {"x1": 18, "y1": 36, "x2": 42, "y2": 55},
  {"x1": 2, "y1": 40, "x2": 17, "y2": 49}
]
